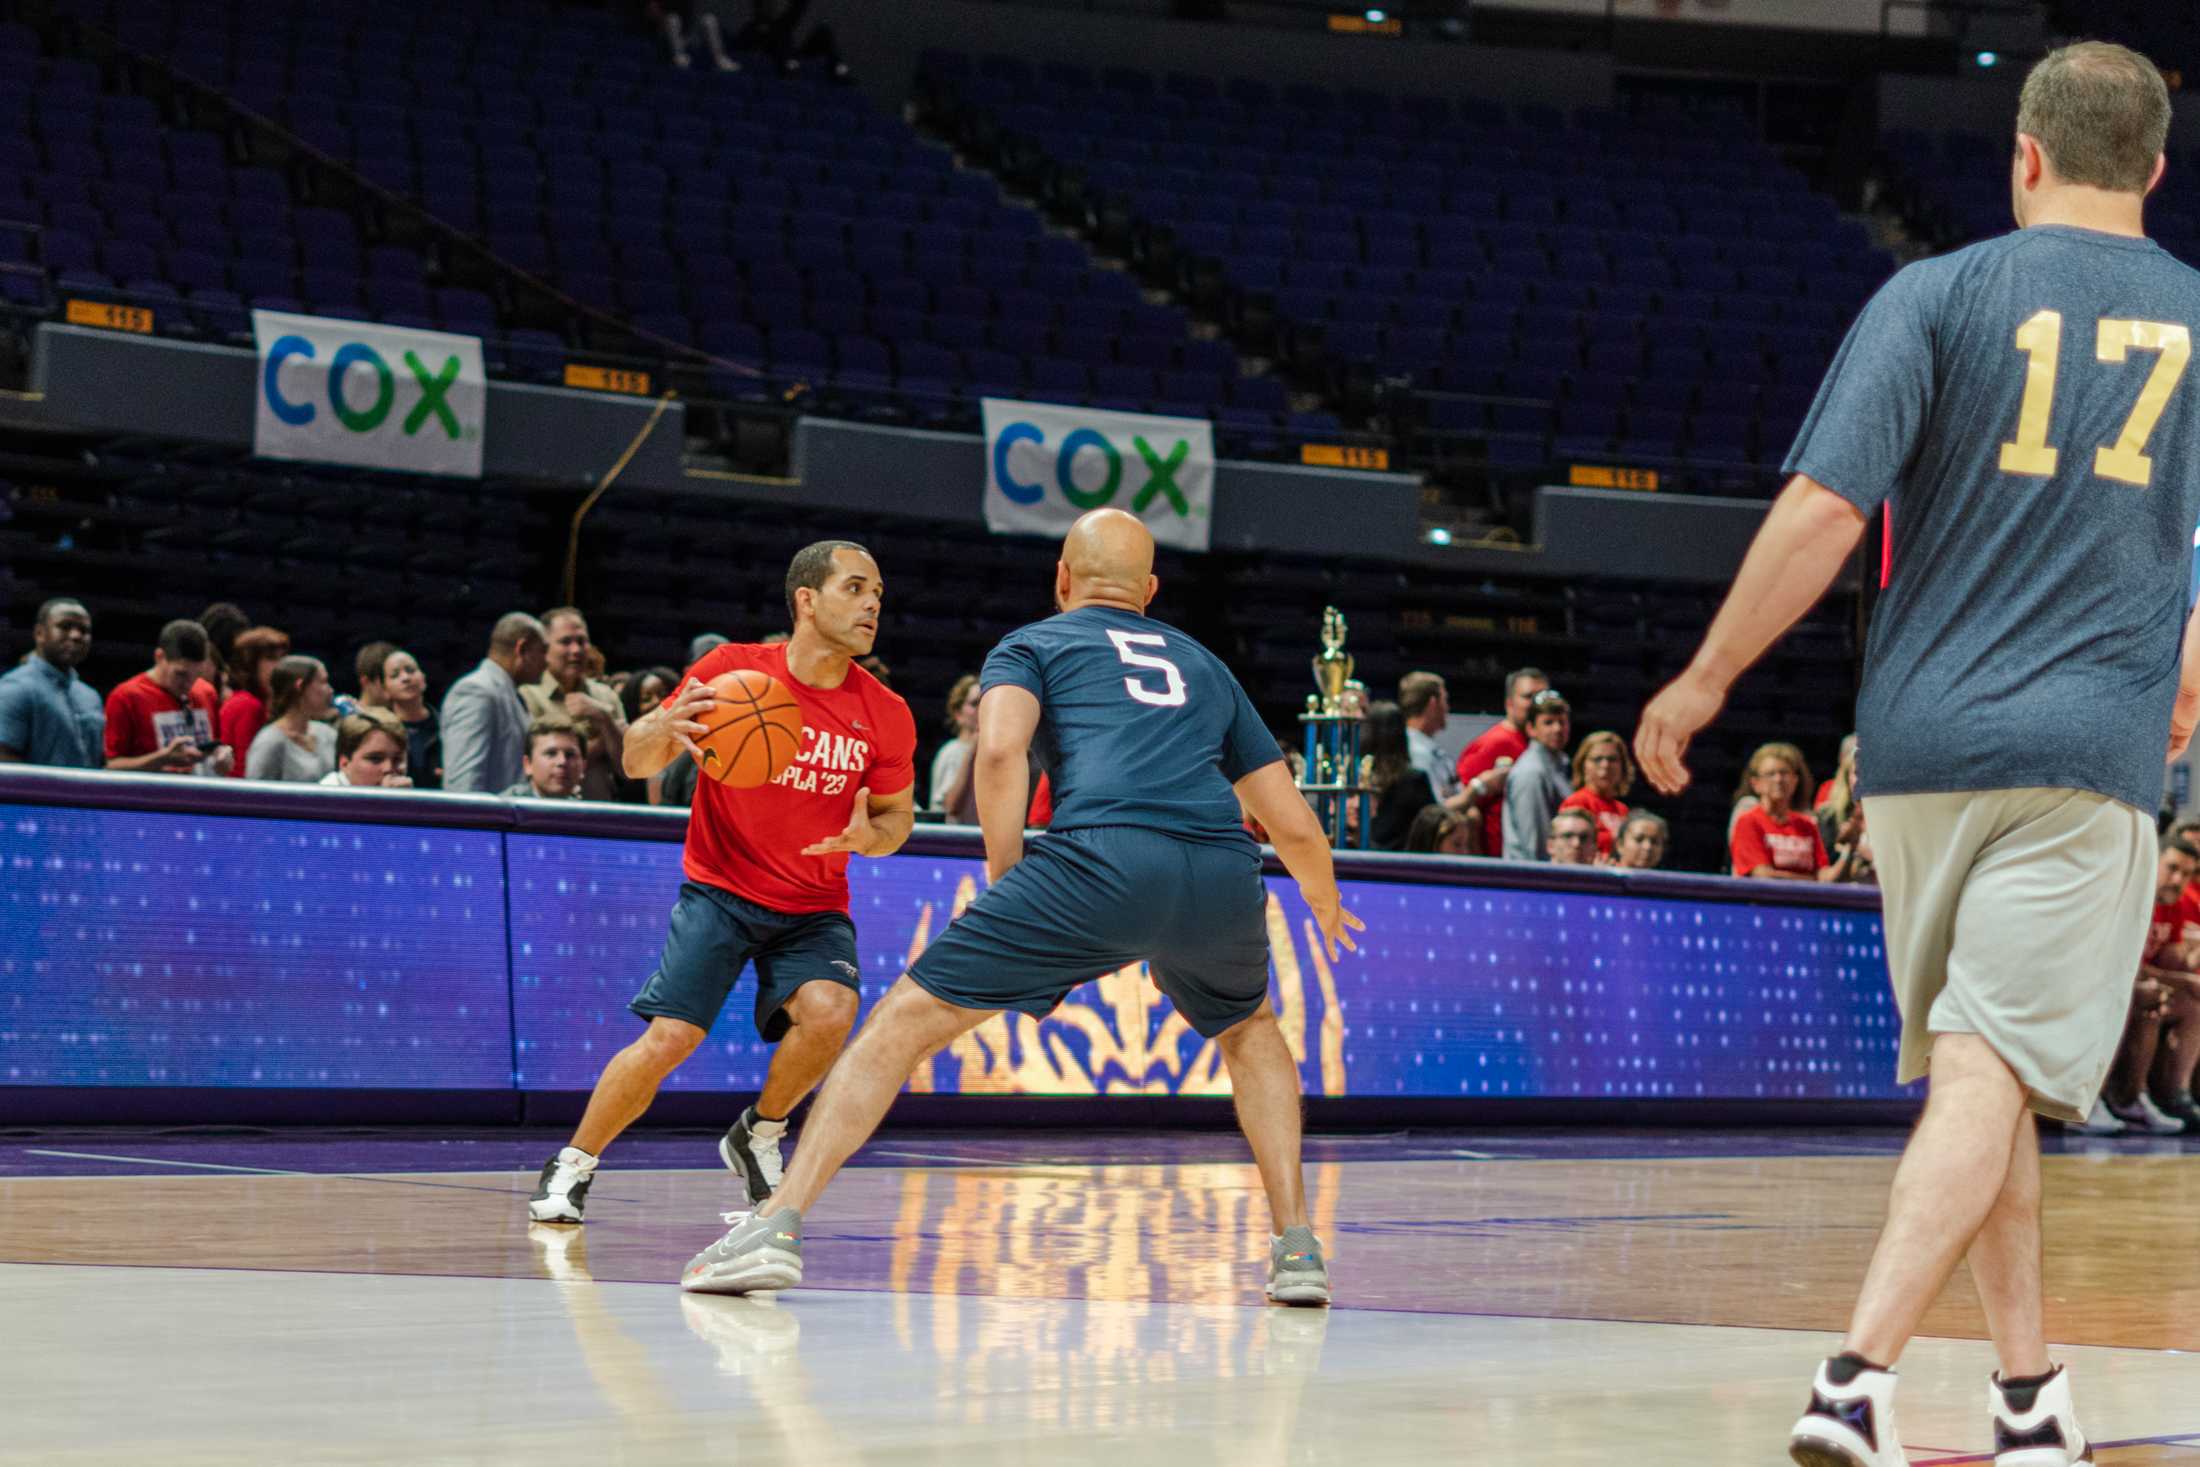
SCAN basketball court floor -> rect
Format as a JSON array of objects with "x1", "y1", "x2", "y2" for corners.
[{"x1": 3, "y1": 1126, "x2": 2196, "y2": 1465}]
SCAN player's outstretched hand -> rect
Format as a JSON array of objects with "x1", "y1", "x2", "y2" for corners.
[
  {"x1": 1310, "y1": 893, "x2": 1365, "y2": 962},
  {"x1": 802, "y1": 786, "x2": 877, "y2": 858},
  {"x1": 659, "y1": 678, "x2": 718, "y2": 762},
  {"x1": 1635, "y1": 670, "x2": 1727, "y2": 797}
]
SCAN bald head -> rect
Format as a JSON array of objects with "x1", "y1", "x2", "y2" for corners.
[{"x1": 1056, "y1": 509, "x2": 1158, "y2": 614}]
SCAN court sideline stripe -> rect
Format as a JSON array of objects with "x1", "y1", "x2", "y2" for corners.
[
  {"x1": 25, "y1": 1149, "x2": 305, "y2": 1175},
  {"x1": 1912, "y1": 1431, "x2": 2200, "y2": 1463}
]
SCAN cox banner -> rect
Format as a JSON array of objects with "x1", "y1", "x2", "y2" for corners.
[
  {"x1": 252, "y1": 310, "x2": 485, "y2": 478},
  {"x1": 983, "y1": 397, "x2": 1214, "y2": 552}
]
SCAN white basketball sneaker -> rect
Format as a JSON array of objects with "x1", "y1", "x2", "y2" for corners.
[
  {"x1": 527, "y1": 1146, "x2": 598, "y2": 1223},
  {"x1": 1990, "y1": 1366, "x2": 2090, "y2": 1467},
  {"x1": 2068, "y1": 1097, "x2": 2126, "y2": 1136},
  {"x1": 2105, "y1": 1090, "x2": 2185, "y2": 1135},
  {"x1": 1790, "y1": 1355, "x2": 1908, "y2": 1467}
]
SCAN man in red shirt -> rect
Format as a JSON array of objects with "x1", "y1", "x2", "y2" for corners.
[
  {"x1": 1453, "y1": 666, "x2": 1546, "y2": 856},
  {"x1": 102, "y1": 619, "x2": 233, "y2": 776},
  {"x1": 529, "y1": 541, "x2": 918, "y2": 1224},
  {"x1": 2107, "y1": 838, "x2": 2200, "y2": 1132}
]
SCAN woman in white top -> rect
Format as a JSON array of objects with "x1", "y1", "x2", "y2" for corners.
[
  {"x1": 318, "y1": 709, "x2": 414, "y2": 789},
  {"x1": 245, "y1": 655, "x2": 337, "y2": 782},
  {"x1": 929, "y1": 673, "x2": 981, "y2": 823}
]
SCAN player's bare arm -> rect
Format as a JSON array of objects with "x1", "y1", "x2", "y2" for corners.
[
  {"x1": 2172, "y1": 595, "x2": 2200, "y2": 759},
  {"x1": 1637, "y1": 475, "x2": 1869, "y2": 795},
  {"x1": 621, "y1": 677, "x2": 717, "y2": 779},
  {"x1": 972, "y1": 683, "x2": 1040, "y2": 883},
  {"x1": 1235, "y1": 760, "x2": 1364, "y2": 959},
  {"x1": 800, "y1": 784, "x2": 915, "y2": 859}
]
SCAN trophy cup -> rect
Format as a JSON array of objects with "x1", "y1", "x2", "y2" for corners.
[{"x1": 1298, "y1": 606, "x2": 1371, "y2": 850}]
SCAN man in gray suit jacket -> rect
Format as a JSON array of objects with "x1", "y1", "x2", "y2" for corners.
[{"x1": 441, "y1": 612, "x2": 549, "y2": 794}]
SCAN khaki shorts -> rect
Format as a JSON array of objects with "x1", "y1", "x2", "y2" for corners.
[{"x1": 1865, "y1": 788, "x2": 2154, "y2": 1122}]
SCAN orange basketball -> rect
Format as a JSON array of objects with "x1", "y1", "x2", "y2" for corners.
[{"x1": 692, "y1": 669, "x2": 804, "y2": 788}]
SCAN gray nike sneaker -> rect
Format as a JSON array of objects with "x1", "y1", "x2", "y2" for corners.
[
  {"x1": 681, "y1": 1206, "x2": 805, "y2": 1294},
  {"x1": 1267, "y1": 1224, "x2": 1331, "y2": 1306}
]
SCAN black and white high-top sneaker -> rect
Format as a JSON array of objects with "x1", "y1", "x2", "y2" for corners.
[
  {"x1": 527, "y1": 1146, "x2": 598, "y2": 1224},
  {"x1": 1790, "y1": 1354, "x2": 1908, "y2": 1467},
  {"x1": 719, "y1": 1106, "x2": 788, "y2": 1208},
  {"x1": 1991, "y1": 1366, "x2": 2092, "y2": 1467}
]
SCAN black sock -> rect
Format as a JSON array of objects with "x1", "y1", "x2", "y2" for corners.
[
  {"x1": 1998, "y1": 1365, "x2": 2059, "y2": 1393},
  {"x1": 1826, "y1": 1351, "x2": 1892, "y2": 1385}
]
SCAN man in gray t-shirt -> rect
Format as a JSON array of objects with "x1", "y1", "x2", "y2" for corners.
[
  {"x1": 1500, "y1": 691, "x2": 1572, "y2": 861},
  {"x1": 1637, "y1": 41, "x2": 2199, "y2": 1467}
]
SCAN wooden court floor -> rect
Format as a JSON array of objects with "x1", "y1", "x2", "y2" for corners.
[{"x1": 2, "y1": 1132, "x2": 2197, "y2": 1464}]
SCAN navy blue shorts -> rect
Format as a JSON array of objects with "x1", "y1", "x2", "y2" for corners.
[
  {"x1": 907, "y1": 826, "x2": 1272, "y2": 1038},
  {"x1": 629, "y1": 881, "x2": 860, "y2": 1042}
]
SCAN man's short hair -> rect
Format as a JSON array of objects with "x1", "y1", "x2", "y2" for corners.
[
  {"x1": 1505, "y1": 666, "x2": 1548, "y2": 699},
  {"x1": 525, "y1": 715, "x2": 587, "y2": 758},
  {"x1": 539, "y1": 605, "x2": 587, "y2": 635},
  {"x1": 354, "y1": 640, "x2": 399, "y2": 690},
  {"x1": 785, "y1": 539, "x2": 874, "y2": 624},
  {"x1": 35, "y1": 597, "x2": 88, "y2": 628},
  {"x1": 688, "y1": 632, "x2": 729, "y2": 664},
  {"x1": 2165, "y1": 836, "x2": 2200, "y2": 863},
  {"x1": 1399, "y1": 670, "x2": 1446, "y2": 720},
  {"x1": 1525, "y1": 690, "x2": 1569, "y2": 724},
  {"x1": 1550, "y1": 809, "x2": 1596, "y2": 836},
  {"x1": 490, "y1": 611, "x2": 547, "y2": 655},
  {"x1": 2017, "y1": 41, "x2": 2170, "y2": 194},
  {"x1": 156, "y1": 619, "x2": 210, "y2": 663},
  {"x1": 337, "y1": 707, "x2": 406, "y2": 762}
]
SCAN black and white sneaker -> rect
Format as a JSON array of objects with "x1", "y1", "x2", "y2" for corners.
[
  {"x1": 1790, "y1": 1354, "x2": 1908, "y2": 1467},
  {"x1": 1991, "y1": 1365, "x2": 2091, "y2": 1467},
  {"x1": 527, "y1": 1146, "x2": 598, "y2": 1224},
  {"x1": 720, "y1": 1106, "x2": 789, "y2": 1208}
]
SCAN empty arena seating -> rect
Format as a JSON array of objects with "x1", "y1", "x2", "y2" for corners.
[
  {"x1": 16, "y1": 0, "x2": 1287, "y2": 446},
  {"x1": 921, "y1": 55, "x2": 1898, "y2": 491},
  {"x1": 1881, "y1": 126, "x2": 2200, "y2": 260}
]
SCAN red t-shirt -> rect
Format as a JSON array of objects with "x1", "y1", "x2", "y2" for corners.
[
  {"x1": 1558, "y1": 789, "x2": 1630, "y2": 856},
  {"x1": 1814, "y1": 778, "x2": 1835, "y2": 809},
  {"x1": 2176, "y1": 880, "x2": 2200, "y2": 948},
  {"x1": 103, "y1": 671, "x2": 221, "y2": 768},
  {"x1": 2151, "y1": 901, "x2": 2200, "y2": 967},
  {"x1": 1455, "y1": 721, "x2": 1528, "y2": 857},
  {"x1": 1731, "y1": 805, "x2": 1827, "y2": 878},
  {"x1": 218, "y1": 688, "x2": 265, "y2": 778},
  {"x1": 679, "y1": 643, "x2": 917, "y2": 914}
]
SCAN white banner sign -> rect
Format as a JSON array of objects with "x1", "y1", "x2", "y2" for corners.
[
  {"x1": 982, "y1": 398, "x2": 1214, "y2": 553},
  {"x1": 252, "y1": 310, "x2": 486, "y2": 478}
]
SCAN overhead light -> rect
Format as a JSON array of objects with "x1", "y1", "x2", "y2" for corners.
[
  {"x1": 1976, "y1": 50, "x2": 1999, "y2": 68},
  {"x1": 1425, "y1": 526, "x2": 1453, "y2": 545},
  {"x1": 1365, "y1": 8, "x2": 1387, "y2": 21}
]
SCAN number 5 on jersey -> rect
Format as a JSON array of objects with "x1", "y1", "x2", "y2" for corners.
[
  {"x1": 2000, "y1": 309, "x2": 2192, "y2": 486},
  {"x1": 1107, "y1": 629, "x2": 1188, "y2": 707}
]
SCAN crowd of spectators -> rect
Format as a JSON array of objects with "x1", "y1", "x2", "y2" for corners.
[
  {"x1": 2082, "y1": 825, "x2": 2200, "y2": 1136},
  {"x1": 1, "y1": 596, "x2": 1873, "y2": 884}
]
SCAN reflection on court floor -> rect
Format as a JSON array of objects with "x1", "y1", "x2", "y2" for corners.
[{"x1": 2, "y1": 1133, "x2": 2196, "y2": 1464}]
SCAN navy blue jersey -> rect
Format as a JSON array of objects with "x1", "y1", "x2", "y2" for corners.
[
  {"x1": 1785, "y1": 225, "x2": 2200, "y2": 811},
  {"x1": 979, "y1": 606, "x2": 1281, "y2": 848}
]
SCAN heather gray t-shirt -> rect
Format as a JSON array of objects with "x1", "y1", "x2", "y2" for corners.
[{"x1": 1785, "y1": 224, "x2": 2200, "y2": 813}]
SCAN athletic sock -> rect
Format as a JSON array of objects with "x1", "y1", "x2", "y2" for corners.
[
  {"x1": 557, "y1": 1145, "x2": 598, "y2": 1170},
  {"x1": 752, "y1": 1106, "x2": 788, "y2": 1126},
  {"x1": 1826, "y1": 1352, "x2": 1892, "y2": 1384},
  {"x1": 1996, "y1": 1365, "x2": 2060, "y2": 1393}
]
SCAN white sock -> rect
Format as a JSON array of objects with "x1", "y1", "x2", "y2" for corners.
[
  {"x1": 748, "y1": 1113, "x2": 789, "y2": 1140},
  {"x1": 558, "y1": 1145, "x2": 598, "y2": 1172}
]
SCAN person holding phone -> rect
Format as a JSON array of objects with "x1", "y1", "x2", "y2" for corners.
[{"x1": 103, "y1": 619, "x2": 231, "y2": 776}]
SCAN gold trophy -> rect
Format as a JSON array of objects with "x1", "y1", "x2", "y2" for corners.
[
  {"x1": 1299, "y1": 606, "x2": 1369, "y2": 848},
  {"x1": 1309, "y1": 606, "x2": 1354, "y2": 717}
]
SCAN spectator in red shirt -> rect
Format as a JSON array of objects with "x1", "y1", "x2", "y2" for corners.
[
  {"x1": 1454, "y1": 665, "x2": 1547, "y2": 855},
  {"x1": 1558, "y1": 729, "x2": 1633, "y2": 857},
  {"x1": 1730, "y1": 742, "x2": 1860, "y2": 882},
  {"x1": 217, "y1": 626, "x2": 291, "y2": 779},
  {"x1": 2170, "y1": 818, "x2": 2200, "y2": 935},
  {"x1": 2091, "y1": 839, "x2": 2200, "y2": 1134},
  {"x1": 103, "y1": 619, "x2": 232, "y2": 775}
]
